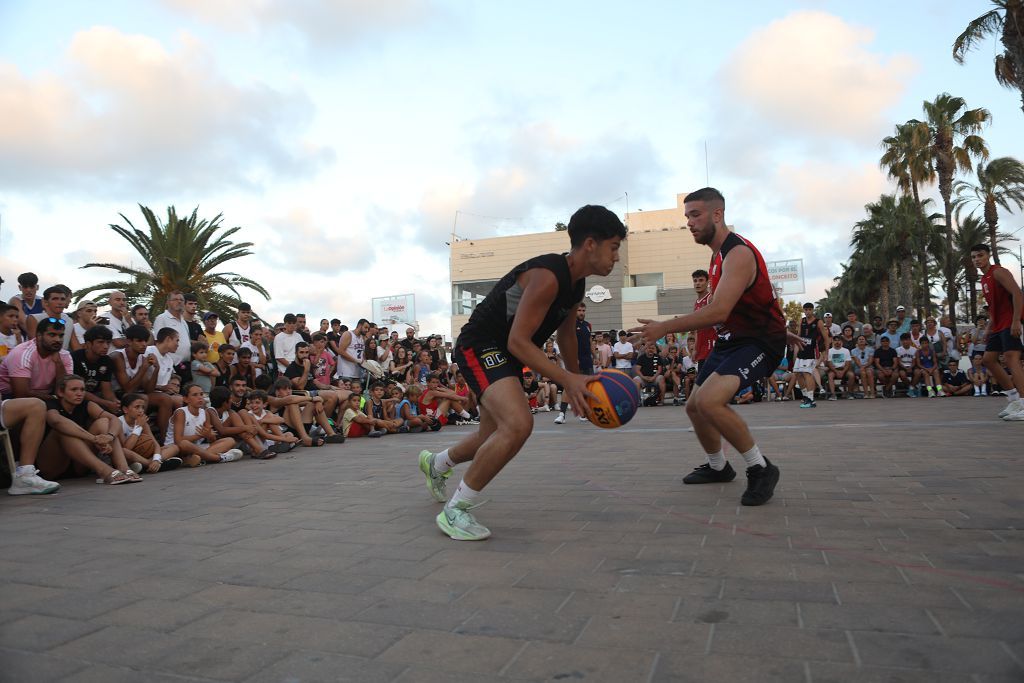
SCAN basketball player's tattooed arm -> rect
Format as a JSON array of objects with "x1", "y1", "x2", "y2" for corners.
[
  {"x1": 993, "y1": 267, "x2": 1024, "y2": 337},
  {"x1": 507, "y1": 268, "x2": 596, "y2": 419},
  {"x1": 629, "y1": 246, "x2": 755, "y2": 342}
]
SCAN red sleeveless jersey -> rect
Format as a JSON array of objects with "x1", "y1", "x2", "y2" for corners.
[
  {"x1": 981, "y1": 264, "x2": 1023, "y2": 331},
  {"x1": 708, "y1": 232, "x2": 787, "y2": 353},
  {"x1": 693, "y1": 291, "x2": 715, "y2": 361}
]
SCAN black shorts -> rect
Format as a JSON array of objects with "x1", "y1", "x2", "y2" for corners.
[
  {"x1": 986, "y1": 327, "x2": 1024, "y2": 353},
  {"x1": 453, "y1": 344, "x2": 523, "y2": 399},
  {"x1": 695, "y1": 343, "x2": 783, "y2": 393}
]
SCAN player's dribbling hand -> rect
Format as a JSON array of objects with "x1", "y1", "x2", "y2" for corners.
[{"x1": 562, "y1": 373, "x2": 598, "y2": 421}]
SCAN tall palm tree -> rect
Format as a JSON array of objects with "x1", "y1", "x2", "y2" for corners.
[
  {"x1": 953, "y1": 212, "x2": 1017, "y2": 321},
  {"x1": 75, "y1": 205, "x2": 270, "y2": 318},
  {"x1": 880, "y1": 121, "x2": 937, "y2": 313},
  {"x1": 911, "y1": 94, "x2": 991, "y2": 320},
  {"x1": 952, "y1": 156, "x2": 1024, "y2": 263},
  {"x1": 952, "y1": 0, "x2": 1024, "y2": 115}
]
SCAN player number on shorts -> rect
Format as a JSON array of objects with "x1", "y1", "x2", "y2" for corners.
[{"x1": 481, "y1": 351, "x2": 506, "y2": 369}]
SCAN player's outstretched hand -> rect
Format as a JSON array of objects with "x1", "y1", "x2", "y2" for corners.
[
  {"x1": 628, "y1": 318, "x2": 666, "y2": 346},
  {"x1": 562, "y1": 373, "x2": 598, "y2": 421},
  {"x1": 786, "y1": 331, "x2": 807, "y2": 350}
]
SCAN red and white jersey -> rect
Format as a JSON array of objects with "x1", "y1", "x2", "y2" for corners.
[
  {"x1": 981, "y1": 264, "x2": 1023, "y2": 331},
  {"x1": 708, "y1": 232, "x2": 787, "y2": 353},
  {"x1": 693, "y1": 291, "x2": 715, "y2": 362}
]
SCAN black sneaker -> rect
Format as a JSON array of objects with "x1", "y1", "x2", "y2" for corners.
[
  {"x1": 683, "y1": 462, "x2": 737, "y2": 485},
  {"x1": 741, "y1": 458, "x2": 780, "y2": 506}
]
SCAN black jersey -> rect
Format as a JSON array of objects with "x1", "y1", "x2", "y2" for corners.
[
  {"x1": 457, "y1": 253, "x2": 584, "y2": 353},
  {"x1": 797, "y1": 318, "x2": 824, "y2": 360}
]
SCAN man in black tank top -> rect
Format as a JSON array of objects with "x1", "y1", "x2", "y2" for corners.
[
  {"x1": 419, "y1": 205, "x2": 627, "y2": 541},
  {"x1": 794, "y1": 303, "x2": 829, "y2": 408}
]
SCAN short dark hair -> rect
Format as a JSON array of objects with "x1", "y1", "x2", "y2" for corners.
[
  {"x1": 567, "y1": 205, "x2": 628, "y2": 248},
  {"x1": 183, "y1": 293, "x2": 199, "y2": 303},
  {"x1": 310, "y1": 332, "x2": 326, "y2": 343},
  {"x1": 970, "y1": 243, "x2": 991, "y2": 253},
  {"x1": 236, "y1": 347, "x2": 252, "y2": 358},
  {"x1": 156, "y1": 327, "x2": 179, "y2": 343},
  {"x1": 238, "y1": 302, "x2": 252, "y2": 311},
  {"x1": 283, "y1": 313, "x2": 297, "y2": 324},
  {"x1": 684, "y1": 187, "x2": 725, "y2": 205},
  {"x1": 190, "y1": 340, "x2": 209, "y2": 354},
  {"x1": 357, "y1": 318, "x2": 370, "y2": 327},
  {"x1": 0, "y1": 303, "x2": 16, "y2": 316},
  {"x1": 330, "y1": 318, "x2": 341, "y2": 325},
  {"x1": 803, "y1": 302, "x2": 814, "y2": 309},
  {"x1": 209, "y1": 386, "x2": 231, "y2": 409},
  {"x1": 249, "y1": 389, "x2": 269, "y2": 402},
  {"x1": 37, "y1": 317, "x2": 66, "y2": 334},
  {"x1": 692, "y1": 269, "x2": 709, "y2": 279},
  {"x1": 124, "y1": 324, "x2": 149, "y2": 341},
  {"x1": 83, "y1": 325, "x2": 113, "y2": 343},
  {"x1": 121, "y1": 392, "x2": 145, "y2": 408},
  {"x1": 131, "y1": 304, "x2": 147, "y2": 315},
  {"x1": 899, "y1": 332, "x2": 911, "y2": 341},
  {"x1": 272, "y1": 378, "x2": 292, "y2": 393},
  {"x1": 17, "y1": 272, "x2": 38, "y2": 287},
  {"x1": 218, "y1": 344, "x2": 236, "y2": 354},
  {"x1": 42, "y1": 285, "x2": 66, "y2": 300},
  {"x1": 369, "y1": 381, "x2": 384, "y2": 391},
  {"x1": 295, "y1": 341, "x2": 309, "y2": 351}
]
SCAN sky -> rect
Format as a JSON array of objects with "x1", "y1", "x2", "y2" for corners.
[{"x1": 2, "y1": 0, "x2": 1022, "y2": 336}]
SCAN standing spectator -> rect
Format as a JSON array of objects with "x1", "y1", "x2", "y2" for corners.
[
  {"x1": 873, "y1": 336, "x2": 899, "y2": 398},
  {"x1": 908, "y1": 319, "x2": 925, "y2": 349},
  {"x1": 295, "y1": 313, "x2": 312, "y2": 342},
  {"x1": 3, "y1": 397, "x2": 60, "y2": 495},
  {"x1": 399, "y1": 326, "x2": 418, "y2": 352},
  {"x1": 844, "y1": 311, "x2": 864, "y2": 338},
  {"x1": 222, "y1": 303, "x2": 262, "y2": 358},
  {"x1": 426, "y1": 336, "x2": 446, "y2": 369},
  {"x1": 879, "y1": 319, "x2": 902, "y2": 348},
  {"x1": 105, "y1": 290, "x2": 132, "y2": 349},
  {"x1": 131, "y1": 304, "x2": 151, "y2": 331},
  {"x1": 871, "y1": 315, "x2": 885, "y2": 337},
  {"x1": 939, "y1": 315, "x2": 959, "y2": 363},
  {"x1": 596, "y1": 332, "x2": 612, "y2": 369},
  {"x1": 692, "y1": 269, "x2": 715, "y2": 371},
  {"x1": 8, "y1": 272, "x2": 43, "y2": 329},
  {"x1": 825, "y1": 335, "x2": 854, "y2": 399},
  {"x1": 182, "y1": 293, "x2": 204, "y2": 341},
  {"x1": 612, "y1": 330, "x2": 635, "y2": 374},
  {"x1": 273, "y1": 313, "x2": 304, "y2": 372},
  {"x1": 144, "y1": 328, "x2": 184, "y2": 434},
  {"x1": 894, "y1": 305, "x2": 911, "y2": 334},
  {"x1": 0, "y1": 303, "x2": 25, "y2": 359},
  {"x1": 822, "y1": 313, "x2": 842, "y2": 338},
  {"x1": 970, "y1": 315, "x2": 989, "y2": 358},
  {"x1": 0, "y1": 318, "x2": 72, "y2": 399},
  {"x1": 25, "y1": 285, "x2": 72, "y2": 350},
  {"x1": 336, "y1": 318, "x2": 368, "y2": 383},
  {"x1": 850, "y1": 335, "x2": 876, "y2": 399},
  {"x1": 71, "y1": 326, "x2": 120, "y2": 413},
  {"x1": 201, "y1": 312, "x2": 226, "y2": 363},
  {"x1": 839, "y1": 325, "x2": 856, "y2": 351},
  {"x1": 69, "y1": 300, "x2": 99, "y2": 351},
  {"x1": 941, "y1": 359, "x2": 972, "y2": 397},
  {"x1": 152, "y1": 291, "x2": 191, "y2": 365}
]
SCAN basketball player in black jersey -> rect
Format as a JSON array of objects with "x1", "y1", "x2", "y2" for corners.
[{"x1": 418, "y1": 206, "x2": 627, "y2": 540}]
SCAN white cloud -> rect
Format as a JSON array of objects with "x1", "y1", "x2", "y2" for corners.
[{"x1": 0, "y1": 26, "x2": 332, "y2": 196}]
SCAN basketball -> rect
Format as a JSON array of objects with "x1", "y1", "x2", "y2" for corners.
[{"x1": 586, "y1": 369, "x2": 640, "y2": 429}]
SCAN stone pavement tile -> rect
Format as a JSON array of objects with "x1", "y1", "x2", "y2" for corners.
[
  {"x1": 690, "y1": 557, "x2": 803, "y2": 580},
  {"x1": 851, "y1": 632, "x2": 1023, "y2": 675},
  {"x1": 27, "y1": 589, "x2": 141, "y2": 621},
  {"x1": 367, "y1": 577, "x2": 472, "y2": 604},
  {"x1": 60, "y1": 663, "x2": 220, "y2": 683},
  {"x1": 806, "y1": 662, "x2": 976, "y2": 682},
  {"x1": 0, "y1": 581, "x2": 67, "y2": 610},
  {"x1": 557, "y1": 590, "x2": 678, "y2": 620},
  {"x1": 164, "y1": 558, "x2": 315, "y2": 590},
  {"x1": 614, "y1": 574, "x2": 722, "y2": 597},
  {"x1": 179, "y1": 609, "x2": 407, "y2": 658},
  {"x1": 102, "y1": 576, "x2": 215, "y2": 602},
  {"x1": 454, "y1": 607, "x2": 588, "y2": 643},
  {"x1": 353, "y1": 597, "x2": 477, "y2": 631},
  {"x1": 151, "y1": 638, "x2": 292, "y2": 681},
  {"x1": 0, "y1": 614, "x2": 103, "y2": 651},
  {"x1": 280, "y1": 571, "x2": 385, "y2": 595},
  {"x1": 930, "y1": 608, "x2": 1024, "y2": 639},
  {"x1": 244, "y1": 650, "x2": 407, "y2": 683},
  {"x1": 950, "y1": 586, "x2": 1024, "y2": 611},
  {"x1": 834, "y1": 581, "x2": 967, "y2": 609},
  {"x1": 798, "y1": 602, "x2": 940, "y2": 635},
  {"x1": 513, "y1": 569, "x2": 621, "y2": 592},
  {"x1": 673, "y1": 597, "x2": 799, "y2": 627},
  {"x1": 0, "y1": 646, "x2": 88, "y2": 682},
  {"x1": 376, "y1": 631, "x2": 526, "y2": 674},
  {"x1": 421, "y1": 563, "x2": 527, "y2": 587},
  {"x1": 791, "y1": 562, "x2": 906, "y2": 583},
  {"x1": 455, "y1": 586, "x2": 572, "y2": 613},
  {"x1": 652, "y1": 652, "x2": 807, "y2": 683},
  {"x1": 575, "y1": 615, "x2": 709, "y2": 651},
  {"x1": 186, "y1": 584, "x2": 380, "y2": 620},
  {"x1": 345, "y1": 557, "x2": 442, "y2": 580},
  {"x1": 391, "y1": 668, "x2": 523, "y2": 683},
  {"x1": 47, "y1": 625, "x2": 190, "y2": 663},
  {"x1": 722, "y1": 578, "x2": 838, "y2": 603},
  {"x1": 91, "y1": 597, "x2": 216, "y2": 631},
  {"x1": 502, "y1": 641, "x2": 655, "y2": 682},
  {"x1": 710, "y1": 624, "x2": 855, "y2": 663}
]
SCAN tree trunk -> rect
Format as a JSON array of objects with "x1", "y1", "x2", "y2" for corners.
[
  {"x1": 967, "y1": 273, "x2": 978, "y2": 322},
  {"x1": 910, "y1": 181, "x2": 931, "y2": 316},
  {"x1": 900, "y1": 258, "x2": 915, "y2": 315},
  {"x1": 985, "y1": 196, "x2": 1001, "y2": 265},
  {"x1": 879, "y1": 273, "x2": 891, "y2": 320},
  {"x1": 937, "y1": 138, "x2": 958, "y2": 322}
]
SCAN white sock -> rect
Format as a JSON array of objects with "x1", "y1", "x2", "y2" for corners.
[
  {"x1": 433, "y1": 449, "x2": 456, "y2": 475},
  {"x1": 981, "y1": 385, "x2": 988, "y2": 395},
  {"x1": 459, "y1": 409, "x2": 471, "y2": 419},
  {"x1": 15, "y1": 465, "x2": 35, "y2": 476},
  {"x1": 447, "y1": 480, "x2": 480, "y2": 509},
  {"x1": 740, "y1": 445, "x2": 767, "y2": 469},
  {"x1": 706, "y1": 450, "x2": 726, "y2": 471},
  {"x1": 1006, "y1": 389, "x2": 1020, "y2": 402}
]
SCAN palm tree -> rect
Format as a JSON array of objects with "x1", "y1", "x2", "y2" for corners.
[
  {"x1": 75, "y1": 205, "x2": 270, "y2": 318},
  {"x1": 953, "y1": 211, "x2": 1017, "y2": 321},
  {"x1": 952, "y1": 0, "x2": 1024, "y2": 115},
  {"x1": 952, "y1": 156, "x2": 1024, "y2": 264},
  {"x1": 911, "y1": 94, "x2": 991, "y2": 321}
]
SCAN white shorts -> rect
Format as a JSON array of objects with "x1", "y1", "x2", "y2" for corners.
[{"x1": 793, "y1": 358, "x2": 818, "y2": 374}]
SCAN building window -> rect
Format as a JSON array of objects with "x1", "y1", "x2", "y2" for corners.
[
  {"x1": 452, "y1": 280, "x2": 498, "y2": 315},
  {"x1": 630, "y1": 272, "x2": 664, "y2": 288}
]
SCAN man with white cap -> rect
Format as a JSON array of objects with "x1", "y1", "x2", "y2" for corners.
[
  {"x1": 822, "y1": 313, "x2": 841, "y2": 338},
  {"x1": 894, "y1": 305, "x2": 911, "y2": 335}
]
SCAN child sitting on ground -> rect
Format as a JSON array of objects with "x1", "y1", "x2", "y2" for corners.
[
  {"x1": 363, "y1": 382, "x2": 403, "y2": 433},
  {"x1": 118, "y1": 393, "x2": 182, "y2": 472},
  {"x1": 968, "y1": 354, "x2": 989, "y2": 396},
  {"x1": 243, "y1": 389, "x2": 299, "y2": 453},
  {"x1": 397, "y1": 384, "x2": 431, "y2": 432},
  {"x1": 206, "y1": 386, "x2": 275, "y2": 459},
  {"x1": 341, "y1": 392, "x2": 387, "y2": 438},
  {"x1": 165, "y1": 383, "x2": 243, "y2": 464},
  {"x1": 190, "y1": 341, "x2": 219, "y2": 396}
]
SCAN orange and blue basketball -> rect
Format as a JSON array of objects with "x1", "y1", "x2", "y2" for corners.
[{"x1": 586, "y1": 369, "x2": 640, "y2": 429}]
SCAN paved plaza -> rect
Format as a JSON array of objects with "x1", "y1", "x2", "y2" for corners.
[{"x1": 1, "y1": 397, "x2": 1023, "y2": 682}]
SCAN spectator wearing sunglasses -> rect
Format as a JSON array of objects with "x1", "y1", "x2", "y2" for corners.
[{"x1": 0, "y1": 317, "x2": 74, "y2": 400}]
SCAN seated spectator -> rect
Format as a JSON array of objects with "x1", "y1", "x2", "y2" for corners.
[
  {"x1": 861, "y1": 323, "x2": 876, "y2": 348},
  {"x1": 144, "y1": 328, "x2": 185, "y2": 435},
  {"x1": 241, "y1": 389, "x2": 298, "y2": 453},
  {"x1": 682, "y1": 336, "x2": 698, "y2": 400},
  {"x1": 839, "y1": 325, "x2": 856, "y2": 351},
  {"x1": 421, "y1": 372, "x2": 473, "y2": 425},
  {"x1": 226, "y1": 376, "x2": 250, "y2": 412},
  {"x1": 202, "y1": 311, "x2": 226, "y2": 363},
  {"x1": 969, "y1": 315, "x2": 988, "y2": 357},
  {"x1": 25, "y1": 285, "x2": 72, "y2": 350},
  {"x1": 69, "y1": 300, "x2": 100, "y2": 351},
  {"x1": 768, "y1": 356, "x2": 793, "y2": 402},
  {"x1": 41, "y1": 375, "x2": 140, "y2": 485},
  {"x1": 363, "y1": 381, "x2": 403, "y2": 433},
  {"x1": 229, "y1": 347, "x2": 257, "y2": 388},
  {"x1": 733, "y1": 385, "x2": 754, "y2": 405},
  {"x1": 923, "y1": 317, "x2": 947, "y2": 366},
  {"x1": 165, "y1": 383, "x2": 243, "y2": 464},
  {"x1": 451, "y1": 371, "x2": 478, "y2": 418},
  {"x1": 896, "y1": 333, "x2": 918, "y2": 396},
  {"x1": 308, "y1": 333, "x2": 341, "y2": 396},
  {"x1": 213, "y1": 343, "x2": 235, "y2": 387},
  {"x1": 131, "y1": 304, "x2": 152, "y2": 331},
  {"x1": 3, "y1": 397, "x2": 60, "y2": 495},
  {"x1": 411, "y1": 350, "x2": 433, "y2": 386},
  {"x1": 71, "y1": 325, "x2": 120, "y2": 414},
  {"x1": 396, "y1": 384, "x2": 430, "y2": 432},
  {"x1": 341, "y1": 392, "x2": 387, "y2": 438},
  {"x1": 268, "y1": 377, "x2": 344, "y2": 445},
  {"x1": 850, "y1": 335, "x2": 876, "y2": 399},
  {"x1": 941, "y1": 359, "x2": 972, "y2": 397},
  {"x1": 873, "y1": 335, "x2": 899, "y2": 398},
  {"x1": 914, "y1": 338, "x2": 943, "y2": 397},
  {"x1": 285, "y1": 341, "x2": 341, "y2": 421},
  {"x1": 105, "y1": 290, "x2": 132, "y2": 349},
  {"x1": 633, "y1": 342, "x2": 665, "y2": 406},
  {"x1": 8, "y1": 272, "x2": 43, "y2": 329},
  {"x1": 0, "y1": 317, "x2": 73, "y2": 400},
  {"x1": 825, "y1": 335, "x2": 854, "y2": 400},
  {"x1": 152, "y1": 292, "x2": 191, "y2": 368},
  {"x1": 117, "y1": 393, "x2": 181, "y2": 473},
  {"x1": 879, "y1": 319, "x2": 901, "y2": 348},
  {"x1": 908, "y1": 319, "x2": 925, "y2": 349},
  {"x1": 522, "y1": 370, "x2": 542, "y2": 412},
  {"x1": 273, "y1": 313, "x2": 304, "y2": 373},
  {"x1": 0, "y1": 303, "x2": 26, "y2": 359},
  {"x1": 663, "y1": 345, "x2": 683, "y2": 405},
  {"x1": 205, "y1": 386, "x2": 275, "y2": 458},
  {"x1": 111, "y1": 324, "x2": 153, "y2": 396},
  {"x1": 389, "y1": 345, "x2": 414, "y2": 384},
  {"x1": 190, "y1": 341, "x2": 219, "y2": 396},
  {"x1": 968, "y1": 354, "x2": 989, "y2": 396}
]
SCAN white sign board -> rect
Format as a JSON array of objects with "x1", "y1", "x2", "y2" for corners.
[
  {"x1": 766, "y1": 259, "x2": 805, "y2": 296},
  {"x1": 372, "y1": 294, "x2": 416, "y2": 326},
  {"x1": 586, "y1": 285, "x2": 611, "y2": 303}
]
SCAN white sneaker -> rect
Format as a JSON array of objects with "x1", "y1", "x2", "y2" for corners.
[
  {"x1": 1001, "y1": 405, "x2": 1024, "y2": 421},
  {"x1": 578, "y1": 415, "x2": 589, "y2": 422},
  {"x1": 998, "y1": 399, "x2": 1023, "y2": 418},
  {"x1": 129, "y1": 462, "x2": 144, "y2": 474},
  {"x1": 219, "y1": 449, "x2": 244, "y2": 463},
  {"x1": 540, "y1": 405, "x2": 551, "y2": 412},
  {"x1": 8, "y1": 467, "x2": 60, "y2": 496},
  {"x1": 553, "y1": 412, "x2": 565, "y2": 425}
]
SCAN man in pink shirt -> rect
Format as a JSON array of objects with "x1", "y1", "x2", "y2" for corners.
[{"x1": 0, "y1": 318, "x2": 73, "y2": 399}]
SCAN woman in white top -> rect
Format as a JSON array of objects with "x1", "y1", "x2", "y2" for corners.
[{"x1": 165, "y1": 383, "x2": 242, "y2": 464}]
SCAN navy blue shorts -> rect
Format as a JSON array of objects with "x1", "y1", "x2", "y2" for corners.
[
  {"x1": 453, "y1": 344, "x2": 523, "y2": 399},
  {"x1": 695, "y1": 343, "x2": 783, "y2": 392},
  {"x1": 986, "y1": 327, "x2": 1024, "y2": 354}
]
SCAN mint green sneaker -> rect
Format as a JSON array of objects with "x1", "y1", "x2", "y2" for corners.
[
  {"x1": 418, "y1": 450, "x2": 451, "y2": 503},
  {"x1": 436, "y1": 501, "x2": 491, "y2": 541}
]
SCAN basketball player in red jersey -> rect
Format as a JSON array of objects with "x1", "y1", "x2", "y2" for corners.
[
  {"x1": 631, "y1": 188, "x2": 802, "y2": 505},
  {"x1": 972, "y1": 243, "x2": 1024, "y2": 421},
  {"x1": 691, "y1": 269, "x2": 715, "y2": 372}
]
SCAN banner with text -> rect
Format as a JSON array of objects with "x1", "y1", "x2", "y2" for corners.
[
  {"x1": 766, "y1": 259, "x2": 805, "y2": 296},
  {"x1": 372, "y1": 294, "x2": 416, "y2": 327}
]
